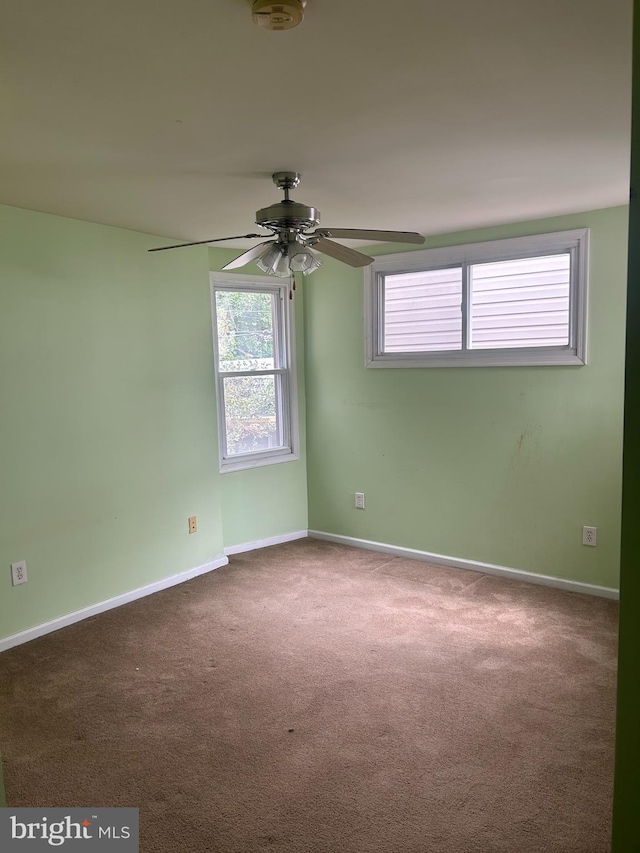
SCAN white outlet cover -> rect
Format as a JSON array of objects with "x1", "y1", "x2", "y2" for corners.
[
  {"x1": 355, "y1": 492, "x2": 365, "y2": 509},
  {"x1": 582, "y1": 526, "x2": 597, "y2": 547},
  {"x1": 11, "y1": 560, "x2": 27, "y2": 586}
]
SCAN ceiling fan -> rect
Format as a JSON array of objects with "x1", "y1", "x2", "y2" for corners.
[{"x1": 148, "y1": 171, "x2": 425, "y2": 277}]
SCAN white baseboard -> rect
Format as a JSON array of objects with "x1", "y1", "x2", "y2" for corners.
[
  {"x1": 308, "y1": 530, "x2": 619, "y2": 600},
  {"x1": 1, "y1": 530, "x2": 617, "y2": 654},
  {"x1": 0, "y1": 554, "x2": 229, "y2": 654},
  {"x1": 224, "y1": 530, "x2": 308, "y2": 556}
]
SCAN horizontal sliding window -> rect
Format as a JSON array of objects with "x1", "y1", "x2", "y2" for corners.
[{"x1": 366, "y1": 229, "x2": 588, "y2": 368}]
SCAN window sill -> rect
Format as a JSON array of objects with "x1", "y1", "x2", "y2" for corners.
[
  {"x1": 220, "y1": 448, "x2": 299, "y2": 474},
  {"x1": 367, "y1": 349, "x2": 586, "y2": 368}
]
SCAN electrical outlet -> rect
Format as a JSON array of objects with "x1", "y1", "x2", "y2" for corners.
[
  {"x1": 355, "y1": 492, "x2": 365, "y2": 510},
  {"x1": 188, "y1": 516, "x2": 197, "y2": 534},
  {"x1": 11, "y1": 560, "x2": 27, "y2": 586},
  {"x1": 582, "y1": 526, "x2": 597, "y2": 547}
]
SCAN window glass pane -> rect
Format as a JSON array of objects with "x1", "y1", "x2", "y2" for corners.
[
  {"x1": 215, "y1": 290, "x2": 275, "y2": 371},
  {"x1": 383, "y1": 267, "x2": 463, "y2": 352},
  {"x1": 470, "y1": 254, "x2": 570, "y2": 349},
  {"x1": 223, "y1": 375, "x2": 282, "y2": 456}
]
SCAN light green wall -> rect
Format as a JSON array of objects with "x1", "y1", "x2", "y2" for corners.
[
  {"x1": 305, "y1": 206, "x2": 628, "y2": 589},
  {"x1": 0, "y1": 199, "x2": 625, "y2": 647},
  {"x1": 0, "y1": 204, "x2": 226, "y2": 642},
  {"x1": 0, "y1": 205, "x2": 309, "y2": 645},
  {"x1": 208, "y1": 248, "x2": 308, "y2": 549}
]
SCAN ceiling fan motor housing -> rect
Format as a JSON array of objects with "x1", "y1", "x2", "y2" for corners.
[
  {"x1": 252, "y1": 0, "x2": 305, "y2": 31},
  {"x1": 256, "y1": 200, "x2": 320, "y2": 232}
]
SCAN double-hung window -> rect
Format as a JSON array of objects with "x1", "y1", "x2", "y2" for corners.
[
  {"x1": 365, "y1": 229, "x2": 589, "y2": 367},
  {"x1": 211, "y1": 273, "x2": 298, "y2": 472}
]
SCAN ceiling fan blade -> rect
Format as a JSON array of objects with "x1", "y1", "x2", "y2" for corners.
[
  {"x1": 222, "y1": 241, "x2": 272, "y2": 271},
  {"x1": 148, "y1": 233, "x2": 267, "y2": 252},
  {"x1": 312, "y1": 237, "x2": 374, "y2": 268},
  {"x1": 311, "y1": 228, "x2": 425, "y2": 244}
]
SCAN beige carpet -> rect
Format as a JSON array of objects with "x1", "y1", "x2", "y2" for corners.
[{"x1": 0, "y1": 539, "x2": 618, "y2": 852}]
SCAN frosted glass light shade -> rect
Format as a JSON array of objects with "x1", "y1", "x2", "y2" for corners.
[
  {"x1": 255, "y1": 239, "x2": 323, "y2": 277},
  {"x1": 289, "y1": 240, "x2": 323, "y2": 275},
  {"x1": 255, "y1": 242, "x2": 283, "y2": 274}
]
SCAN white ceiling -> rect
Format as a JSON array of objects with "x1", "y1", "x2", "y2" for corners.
[{"x1": 0, "y1": 0, "x2": 633, "y2": 247}]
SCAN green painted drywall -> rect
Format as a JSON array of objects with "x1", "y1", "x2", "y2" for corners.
[
  {"x1": 208, "y1": 248, "x2": 308, "y2": 549},
  {"x1": 305, "y1": 206, "x2": 628, "y2": 588},
  {"x1": 611, "y1": 2, "x2": 640, "y2": 847},
  {"x1": 0, "y1": 205, "x2": 225, "y2": 642}
]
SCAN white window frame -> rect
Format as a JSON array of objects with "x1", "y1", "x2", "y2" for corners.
[
  {"x1": 365, "y1": 229, "x2": 589, "y2": 368},
  {"x1": 210, "y1": 272, "x2": 299, "y2": 473}
]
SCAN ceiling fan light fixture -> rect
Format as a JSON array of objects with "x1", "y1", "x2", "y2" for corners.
[
  {"x1": 301, "y1": 253, "x2": 323, "y2": 275},
  {"x1": 254, "y1": 242, "x2": 281, "y2": 273},
  {"x1": 289, "y1": 241, "x2": 323, "y2": 275},
  {"x1": 272, "y1": 252, "x2": 292, "y2": 277},
  {"x1": 255, "y1": 242, "x2": 291, "y2": 277}
]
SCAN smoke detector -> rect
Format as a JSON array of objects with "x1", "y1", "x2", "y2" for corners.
[{"x1": 251, "y1": 0, "x2": 305, "y2": 31}]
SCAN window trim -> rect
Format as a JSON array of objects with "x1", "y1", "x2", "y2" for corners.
[
  {"x1": 210, "y1": 271, "x2": 299, "y2": 473},
  {"x1": 365, "y1": 229, "x2": 589, "y2": 368}
]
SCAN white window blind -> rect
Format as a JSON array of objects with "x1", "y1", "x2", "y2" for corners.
[
  {"x1": 469, "y1": 254, "x2": 571, "y2": 350},
  {"x1": 383, "y1": 267, "x2": 462, "y2": 352}
]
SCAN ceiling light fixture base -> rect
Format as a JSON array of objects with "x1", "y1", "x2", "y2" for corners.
[
  {"x1": 272, "y1": 171, "x2": 301, "y2": 191},
  {"x1": 251, "y1": 0, "x2": 305, "y2": 31}
]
